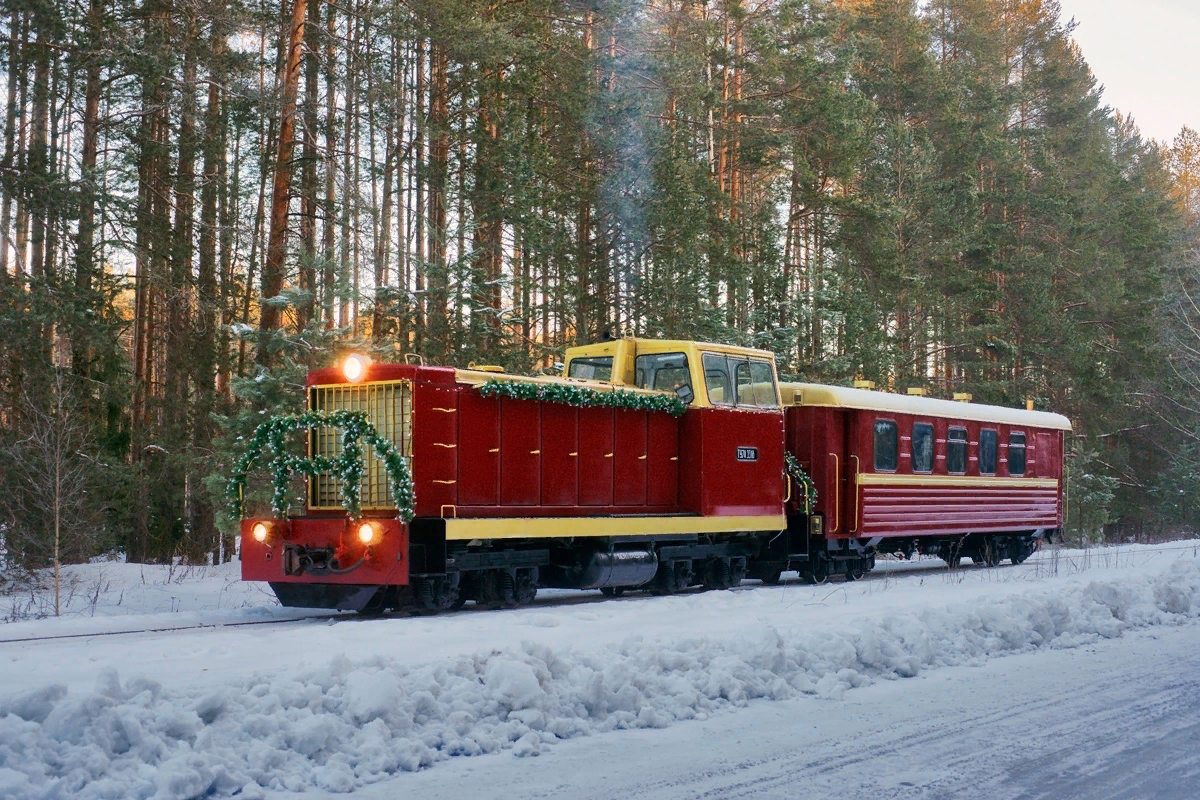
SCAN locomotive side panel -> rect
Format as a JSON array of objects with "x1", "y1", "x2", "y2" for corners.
[
  {"x1": 500, "y1": 397, "x2": 541, "y2": 506},
  {"x1": 456, "y1": 390, "x2": 500, "y2": 505},
  {"x1": 696, "y1": 407, "x2": 786, "y2": 517},
  {"x1": 578, "y1": 407, "x2": 615, "y2": 506},
  {"x1": 411, "y1": 369, "x2": 460, "y2": 516},
  {"x1": 540, "y1": 404, "x2": 580, "y2": 506},
  {"x1": 613, "y1": 410, "x2": 649, "y2": 506},
  {"x1": 647, "y1": 412, "x2": 681, "y2": 508}
]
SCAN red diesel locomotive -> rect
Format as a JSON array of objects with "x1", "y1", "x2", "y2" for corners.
[{"x1": 238, "y1": 337, "x2": 1070, "y2": 612}]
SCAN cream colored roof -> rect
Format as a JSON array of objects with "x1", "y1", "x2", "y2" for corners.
[{"x1": 779, "y1": 382, "x2": 1072, "y2": 431}]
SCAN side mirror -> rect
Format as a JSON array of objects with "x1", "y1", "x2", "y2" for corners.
[{"x1": 675, "y1": 384, "x2": 694, "y2": 405}]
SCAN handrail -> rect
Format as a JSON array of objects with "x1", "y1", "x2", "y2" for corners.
[
  {"x1": 849, "y1": 455, "x2": 861, "y2": 533},
  {"x1": 828, "y1": 453, "x2": 840, "y2": 533}
]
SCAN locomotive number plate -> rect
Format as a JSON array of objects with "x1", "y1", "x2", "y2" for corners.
[{"x1": 735, "y1": 446, "x2": 759, "y2": 462}]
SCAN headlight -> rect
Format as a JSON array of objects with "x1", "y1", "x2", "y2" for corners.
[
  {"x1": 356, "y1": 521, "x2": 384, "y2": 546},
  {"x1": 250, "y1": 520, "x2": 287, "y2": 544},
  {"x1": 343, "y1": 354, "x2": 369, "y2": 383}
]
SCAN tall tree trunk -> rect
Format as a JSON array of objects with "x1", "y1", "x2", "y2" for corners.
[
  {"x1": 195, "y1": 24, "x2": 226, "y2": 563},
  {"x1": 167, "y1": 17, "x2": 198, "y2": 437},
  {"x1": 73, "y1": 0, "x2": 104, "y2": 379},
  {"x1": 322, "y1": 0, "x2": 337, "y2": 328},
  {"x1": 258, "y1": 0, "x2": 308, "y2": 349},
  {"x1": 297, "y1": 0, "x2": 318, "y2": 331},
  {"x1": 413, "y1": 39, "x2": 426, "y2": 351},
  {"x1": 0, "y1": 11, "x2": 22, "y2": 281},
  {"x1": 427, "y1": 41, "x2": 449, "y2": 357},
  {"x1": 28, "y1": 29, "x2": 49, "y2": 282}
]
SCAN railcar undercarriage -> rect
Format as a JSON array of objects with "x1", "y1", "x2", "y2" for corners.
[{"x1": 265, "y1": 522, "x2": 1058, "y2": 614}]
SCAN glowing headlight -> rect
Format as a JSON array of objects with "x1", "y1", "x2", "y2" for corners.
[
  {"x1": 343, "y1": 354, "x2": 369, "y2": 383},
  {"x1": 252, "y1": 522, "x2": 270, "y2": 543},
  {"x1": 357, "y1": 521, "x2": 383, "y2": 546}
]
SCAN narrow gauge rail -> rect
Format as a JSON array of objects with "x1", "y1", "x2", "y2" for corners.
[
  {"x1": 236, "y1": 336, "x2": 1070, "y2": 615},
  {"x1": 8, "y1": 543, "x2": 1193, "y2": 644}
]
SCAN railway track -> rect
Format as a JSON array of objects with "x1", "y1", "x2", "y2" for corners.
[{"x1": 3, "y1": 542, "x2": 1194, "y2": 646}]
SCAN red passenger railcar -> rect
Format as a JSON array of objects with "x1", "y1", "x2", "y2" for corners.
[{"x1": 768, "y1": 384, "x2": 1070, "y2": 581}]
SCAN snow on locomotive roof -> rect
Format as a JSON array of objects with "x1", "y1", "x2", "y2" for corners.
[{"x1": 779, "y1": 382, "x2": 1072, "y2": 431}]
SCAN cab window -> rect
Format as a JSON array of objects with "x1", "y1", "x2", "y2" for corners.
[
  {"x1": 947, "y1": 427, "x2": 967, "y2": 474},
  {"x1": 912, "y1": 423, "x2": 934, "y2": 473},
  {"x1": 874, "y1": 420, "x2": 898, "y2": 472},
  {"x1": 980, "y1": 429, "x2": 998, "y2": 475},
  {"x1": 737, "y1": 360, "x2": 780, "y2": 407},
  {"x1": 1008, "y1": 432, "x2": 1026, "y2": 476},
  {"x1": 702, "y1": 353, "x2": 733, "y2": 405},
  {"x1": 635, "y1": 352, "x2": 693, "y2": 402},
  {"x1": 567, "y1": 356, "x2": 613, "y2": 381}
]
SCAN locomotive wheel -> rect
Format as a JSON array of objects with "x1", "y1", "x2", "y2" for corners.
[
  {"x1": 474, "y1": 571, "x2": 505, "y2": 609},
  {"x1": 513, "y1": 568, "x2": 538, "y2": 606},
  {"x1": 845, "y1": 562, "x2": 865, "y2": 582},
  {"x1": 655, "y1": 560, "x2": 692, "y2": 594},
  {"x1": 500, "y1": 571, "x2": 520, "y2": 608},
  {"x1": 761, "y1": 570, "x2": 783, "y2": 586},
  {"x1": 600, "y1": 587, "x2": 626, "y2": 598},
  {"x1": 704, "y1": 558, "x2": 733, "y2": 590},
  {"x1": 804, "y1": 559, "x2": 829, "y2": 585}
]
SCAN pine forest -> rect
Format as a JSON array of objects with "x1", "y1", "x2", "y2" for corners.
[{"x1": 2, "y1": 0, "x2": 1199, "y2": 567}]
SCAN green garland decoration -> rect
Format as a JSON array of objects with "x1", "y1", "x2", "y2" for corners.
[
  {"x1": 227, "y1": 410, "x2": 414, "y2": 522},
  {"x1": 477, "y1": 379, "x2": 688, "y2": 416},
  {"x1": 785, "y1": 452, "x2": 818, "y2": 512}
]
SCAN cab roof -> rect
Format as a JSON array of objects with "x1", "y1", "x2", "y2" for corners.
[{"x1": 779, "y1": 382, "x2": 1072, "y2": 431}]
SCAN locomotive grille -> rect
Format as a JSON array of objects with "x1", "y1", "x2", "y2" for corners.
[{"x1": 308, "y1": 380, "x2": 413, "y2": 510}]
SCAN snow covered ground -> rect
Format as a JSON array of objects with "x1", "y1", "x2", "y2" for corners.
[{"x1": 1, "y1": 541, "x2": 1199, "y2": 799}]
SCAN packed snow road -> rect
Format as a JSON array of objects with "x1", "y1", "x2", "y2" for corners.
[
  {"x1": 1, "y1": 542, "x2": 1199, "y2": 798},
  {"x1": 379, "y1": 623, "x2": 1200, "y2": 800}
]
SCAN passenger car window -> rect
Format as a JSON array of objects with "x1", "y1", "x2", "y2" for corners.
[
  {"x1": 567, "y1": 356, "x2": 613, "y2": 381},
  {"x1": 635, "y1": 352, "x2": 693, "y2": 402},
  {"x1": 1009, "y1": 432, "x2": 1026, "y2": 476},
  {"x1": 874, "y1": 420, "x2": 898, "y2": 471},
  {"x1": 703, "y1": 353, "x2": 733, "y2": 405},
  {"x1": 980, "y1": 429, "x2": 998, "y2": 475},
  {"x1": 947, "y1": 427, "x2": 967, "y2": 474},
  {"x1": 912, "y1": 423, "x2": 934, "y2": 473}
]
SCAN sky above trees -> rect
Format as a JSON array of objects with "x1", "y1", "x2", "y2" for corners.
[{"x1": 1057, "y1": 0, "x2": 1200, "y2": 143}]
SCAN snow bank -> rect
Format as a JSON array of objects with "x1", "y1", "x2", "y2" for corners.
[{"x1": 4, "y1": 558, "x2": 1200, "y2": 799}]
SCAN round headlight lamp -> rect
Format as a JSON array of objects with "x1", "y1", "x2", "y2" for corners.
[
  {"x1": 356, "y1": 521, "x2": 384, "y2": 546},
  {"x1": 343, "y1": 354, "x2": 369, "y2": 383},
  {"x1": 252, "y1": 522, "x2": 271, "y2": 543}
]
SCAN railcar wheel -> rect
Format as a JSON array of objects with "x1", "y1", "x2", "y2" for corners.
[
  {"x1": 600, "y1": 587, "x2": 626, "y2": 597},
  {"x1": 940, "y1": 542, "x2": 962, "y2": 569},
  {"x1": 983, "y1": 540, "x2": 1002, "y2": 568}
]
